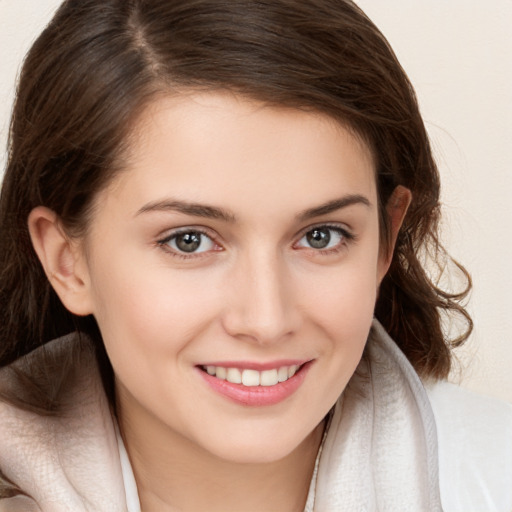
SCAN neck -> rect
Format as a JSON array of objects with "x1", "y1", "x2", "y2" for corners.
[{"x1": 118, "y1": 399, "x2": 324, "y2": 512}]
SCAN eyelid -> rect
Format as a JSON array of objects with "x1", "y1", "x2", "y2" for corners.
[
  {"x1": 294, "y1": 222, "x2": 354, "y2": 241},
  {"x1": 157, "y1": 226, "x2": 215, "y2": 242}
]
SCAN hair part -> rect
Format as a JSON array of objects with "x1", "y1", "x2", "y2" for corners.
[{"x1": 0, "y1": 0, "x2": 471, "y2": 412}]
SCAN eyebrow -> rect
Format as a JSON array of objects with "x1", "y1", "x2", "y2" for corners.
[
  {"x1": 136, "y1": 200, "x2": 236, "y2": 222},
  {"x1": 136, "y1": 194, "x2": 371, "y2": 222},
  {"x1": 297, "y1": 194, "x2": 371, "y2": 221}
]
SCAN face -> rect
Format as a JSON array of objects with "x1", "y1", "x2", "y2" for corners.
[{"x1": 76, "y1": 92, "x2": 389, "y2": 463}]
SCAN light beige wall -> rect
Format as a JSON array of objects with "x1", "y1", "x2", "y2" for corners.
[{"x1": 1, "y1": 1, "x2": 511, "y2": 402}]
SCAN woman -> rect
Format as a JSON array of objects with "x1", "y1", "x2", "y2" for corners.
[{"x1": 0, "y1": 1, "x2": 511, "y2": 510}]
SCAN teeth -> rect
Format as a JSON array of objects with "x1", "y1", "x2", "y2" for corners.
[
  {"x1": 277, "y1": 366, "x2": 289, "y2": 382},
  {"x1": 226, "y1": 368, "x2": 242, "y2": 384},
  {"x1": 260, "y1": 369, "x2": 278, "y2": 386},
  {"x1": 242, "y1": 369, "x2": 260, "y2": 387},
  {"x1": 204, "y1": 364, "x2": 302, "y2": 387}
]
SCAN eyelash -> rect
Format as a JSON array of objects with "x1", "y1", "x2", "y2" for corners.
[{"x1": 156, "y1": 224, "x2": 355, "y2": 260}]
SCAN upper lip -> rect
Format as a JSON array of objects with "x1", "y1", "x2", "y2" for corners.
[{"x1": 196, "y1": 359, "x2": 311, "y2": 371}]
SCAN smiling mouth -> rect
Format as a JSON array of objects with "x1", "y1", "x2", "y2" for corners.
[{"x1": 200, "y1": 364, "x2": 304, "y2": 387}]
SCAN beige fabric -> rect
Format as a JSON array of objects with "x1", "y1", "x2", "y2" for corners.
[
  {"x1": 0, "y1": 335, "x2": 127, "y2": 511},
  {"x1": 308, "y1": 322, "x2": 442, "y2": 511}
]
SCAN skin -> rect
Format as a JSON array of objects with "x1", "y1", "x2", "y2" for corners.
[{"x1": 29, "y1": 92, "x2": 410, "y2": 511}]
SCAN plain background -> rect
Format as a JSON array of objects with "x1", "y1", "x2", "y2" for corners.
[{"x1": 1, "y1": 1, "x2": 511, "y2": 403}]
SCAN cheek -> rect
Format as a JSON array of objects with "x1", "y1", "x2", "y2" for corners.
[
  {"x1": 87, "y1": 248, "x2": 222, "y2": 361},
  {"x1": 294, "y1": 241, "x2": 380, "y2": 372},
  {"x1": 298, "y1": 250, "x2": 380, "y2": 323}
]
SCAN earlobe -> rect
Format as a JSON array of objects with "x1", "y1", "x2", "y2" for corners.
[
  {"x1": 377, "y1": 185, "x2": 412, "y2": 280},
  {"x1": 27, "y1": 206, "x2": 94, "y2": 316}
]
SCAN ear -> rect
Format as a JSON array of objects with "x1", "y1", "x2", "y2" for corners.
[
  {"x1": 28, "y1": 206, "x2": 94, "y2": 316},
  {"x1": 377, "y1": 185, "x2": 412, "y2": 281}
]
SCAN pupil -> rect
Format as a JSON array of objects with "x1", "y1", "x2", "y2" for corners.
[
  {"x1": 307, "y1": 228, "x2": 330, "y2": 249},
  {"x1": 176, "y1": 232, "x2": 201, "y2": 252}
]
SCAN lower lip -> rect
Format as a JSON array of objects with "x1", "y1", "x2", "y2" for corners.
[{"x1": 197, "y1": 361, "x2": 313, "y2": 406}]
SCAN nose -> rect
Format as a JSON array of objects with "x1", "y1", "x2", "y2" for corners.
[{"x1": 221, "y1": 249, "x2": 301, "y2": 345}]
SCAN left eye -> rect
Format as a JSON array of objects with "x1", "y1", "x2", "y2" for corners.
[
  {"x1": 296, "y1": 226, "x2": 346, "y2": 250},
  {"x1": 164, "y1": 231, "x2": 215, "y2": 254}
]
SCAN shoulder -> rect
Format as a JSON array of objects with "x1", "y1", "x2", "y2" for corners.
[
  {"x1": 0, "y1": 335, "x2": 127, "y2": 510},
  {"x1": 425, "y1": 380, "x2": 512, "y2": 512},
  {"x1": 0, "y1": 333, "x2": 85, "y2": 501}
]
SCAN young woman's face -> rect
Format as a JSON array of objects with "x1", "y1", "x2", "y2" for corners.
[{"x1": 80, "y1": 92, "x2": 388, "y2": 463}]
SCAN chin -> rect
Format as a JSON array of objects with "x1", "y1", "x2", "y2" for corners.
[{"x1": 203, "y1": 422, "x2": 323, "y2": 466}]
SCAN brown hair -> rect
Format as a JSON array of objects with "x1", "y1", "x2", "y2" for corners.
[{"x1": 0, "y1": 0, "x2": 471, "y2": 410}]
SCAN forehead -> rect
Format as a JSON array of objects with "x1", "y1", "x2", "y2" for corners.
[{"x1": 102, "y1": 92, "x2": 377, "y2": 220}]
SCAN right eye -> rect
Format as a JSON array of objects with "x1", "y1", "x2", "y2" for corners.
[{"x1": 160, "y1": 230, "x2": 216, "y2": 255}]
